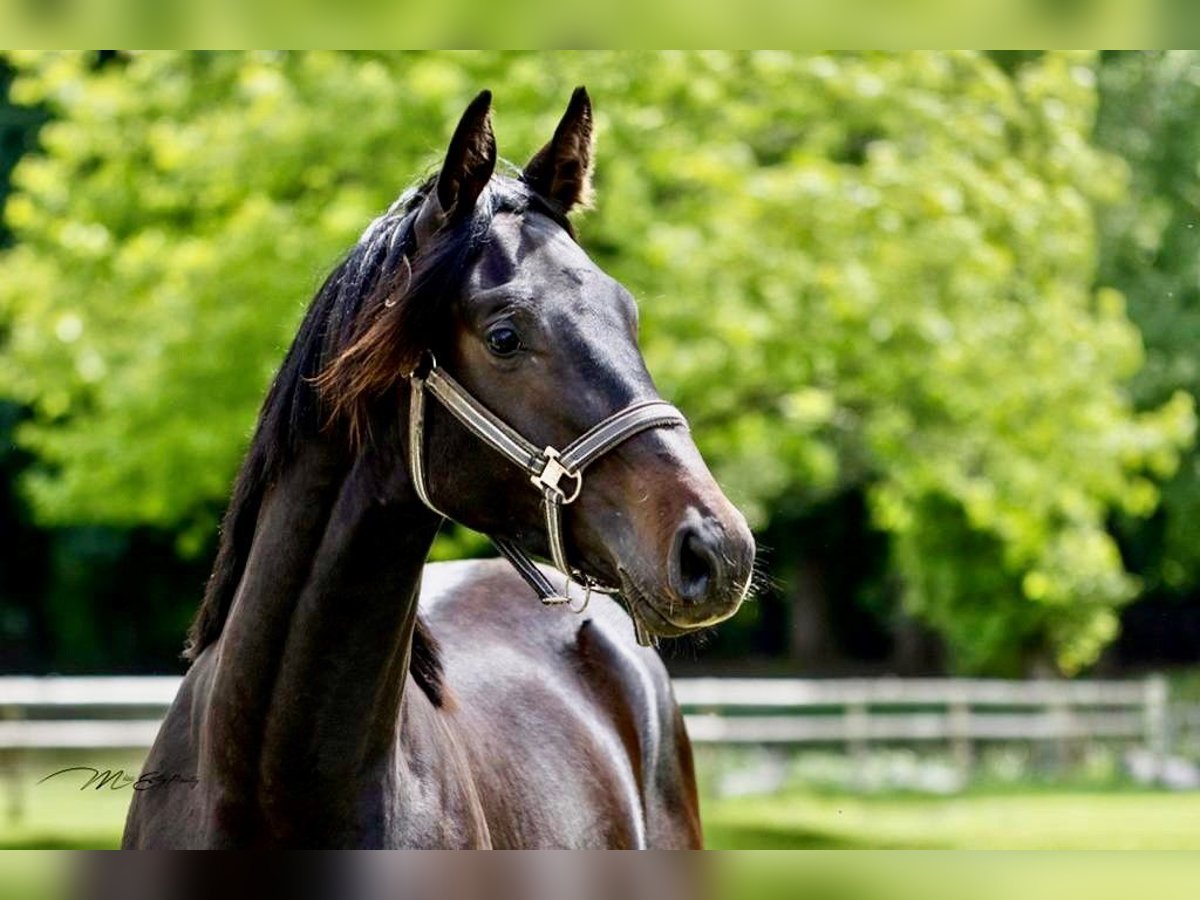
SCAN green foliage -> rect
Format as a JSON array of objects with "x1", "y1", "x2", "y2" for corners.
[
  {"x1": 0, "y1": 60, "x2": 45, "y2": 249},
  {"x1": 0, "y1": 51, "x2": 1192, "y2": 674},
  {"x1": 1096, "y1": 51, "x2": 1200, "y2": 597}
]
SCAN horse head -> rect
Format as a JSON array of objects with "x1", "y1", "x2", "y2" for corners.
[{"x1": 319, "y1": 88, "x2": 755, "y2": 638}]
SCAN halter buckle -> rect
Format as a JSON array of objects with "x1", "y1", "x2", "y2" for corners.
[{"x1": 532, "y1": 448, "x2": 583, "y2": 504}]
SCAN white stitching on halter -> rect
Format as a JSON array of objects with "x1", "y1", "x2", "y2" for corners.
[{"x1": 406, "y1": 350, "x2": 688, "y2": 641}]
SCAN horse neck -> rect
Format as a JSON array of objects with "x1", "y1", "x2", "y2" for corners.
[{"x1": 201, "y1": 436, "x2": 441, "y2": 841}]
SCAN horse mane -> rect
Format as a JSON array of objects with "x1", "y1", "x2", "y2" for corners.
[{"x1": 182, "y1": 170, "x2": 572, "y2": 710}]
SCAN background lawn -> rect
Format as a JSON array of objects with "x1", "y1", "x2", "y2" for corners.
[
  {"x1": 3, "y1": 751, "x2": 1199, "y2": 849},
  {"x1": 702, "y1": 789, "x2": 1200, "y2": 849},
  {"x1": 0, "y1": 751, "x2": 142, "y2": 849}
]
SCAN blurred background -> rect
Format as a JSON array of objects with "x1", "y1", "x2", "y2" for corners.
[{"x1": 3, "y1": 51, "x2": 1200, "y2": 849}]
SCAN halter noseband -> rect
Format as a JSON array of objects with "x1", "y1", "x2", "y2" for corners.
[{"x1": 407, "y1": 352, "x2": 688, "y2": 645}]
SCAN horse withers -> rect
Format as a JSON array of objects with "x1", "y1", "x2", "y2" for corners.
[{"x1": 123, "y1": 88, "x2": 755, "y2": 849}]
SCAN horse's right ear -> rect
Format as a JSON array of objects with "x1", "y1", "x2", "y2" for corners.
[
  {"x1": 522, "y1": 86, "x2": 594, "y2": 213},
  {"x1": 415, "y1": 90, "x2": 497, "y2": 243}
]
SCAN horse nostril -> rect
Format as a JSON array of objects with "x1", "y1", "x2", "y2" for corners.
[{"x1": 673, "y1": 526, "x2": 719, "y2": 603}]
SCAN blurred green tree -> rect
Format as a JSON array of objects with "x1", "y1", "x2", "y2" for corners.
[
  {"x1": 0, "y1": 51, "x2": 1192, "y2": 674},
  {"x1": 1096, "y1": 51, "x2": 1200, "y2": 603}
]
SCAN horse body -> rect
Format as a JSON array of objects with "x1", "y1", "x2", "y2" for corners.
[
  {"x1": 422, "y1": 562, "x2": 700, "y2": 848},
  {"x1": 124, "y1": 88, "x2": 751, "y2": 849},
  {"x1": 125, "y1": 561, "x2": 698, "y2": 849}
]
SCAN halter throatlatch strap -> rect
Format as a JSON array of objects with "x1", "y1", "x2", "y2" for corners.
[{"x1": 407, "y1": 352, "x2": 687, "y2": 646}]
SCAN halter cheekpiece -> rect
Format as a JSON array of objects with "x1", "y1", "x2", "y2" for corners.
[{"x1": 407, "y1": 351, "x2": 689, "y2": 646}]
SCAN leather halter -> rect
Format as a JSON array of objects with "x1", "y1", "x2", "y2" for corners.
[{"x1": 407, "y1": 352, "x2": 688, "y2": 645}]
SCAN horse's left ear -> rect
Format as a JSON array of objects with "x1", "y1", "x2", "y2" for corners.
[{"x1": 522, "y1": 86, "x2": 594, "y2": 213}]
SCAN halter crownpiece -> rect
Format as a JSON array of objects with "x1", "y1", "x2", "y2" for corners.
[{"x1": 406, "y1": 351, "x2": 689, "y2": 646}]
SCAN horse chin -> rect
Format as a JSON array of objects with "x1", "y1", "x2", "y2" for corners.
[{"x1": 617, "y1": 568, "x2": 741, "y2": 638}]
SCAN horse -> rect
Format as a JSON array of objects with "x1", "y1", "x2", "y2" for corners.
[{"x1": 122, "y1": 87, "x2": 755, "y2": 849}]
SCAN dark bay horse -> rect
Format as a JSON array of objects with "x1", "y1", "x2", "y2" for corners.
[{"x1": 122, "y1": 88, "x2": 755, "y2": 849}]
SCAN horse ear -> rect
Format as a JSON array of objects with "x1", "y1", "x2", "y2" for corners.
[
  {"x1": 522, "y1": 86, "x2": 594, "y2": 213},
  {"x1": 416, "y1": 90, "x2": 497, "y2": 241}
]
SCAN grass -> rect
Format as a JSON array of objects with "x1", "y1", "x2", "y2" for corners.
[
  {"x1": 3, "y1": 750, "x2": 1200, "y2": 849},
  {"x1": 702, "y1": 788, "x2": 1200, "y2": 849},
  {"x1": 0, "y1": 751, "x2": 142, "y2": 849}
]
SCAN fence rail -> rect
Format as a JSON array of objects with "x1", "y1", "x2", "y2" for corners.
[
  {"x1": 0, "y1": 676, "x2": 180, "y2": 708},
  {"x1": 672, "y1": 676, "x2": 1169, "y2": 754},
  {"x1": 0, "y1": 674, "x2": 1183, "y2": 769},
  {"x1": 672, "y1": 677, "x2": 1156, "y2": 708},
  {"x1": 1, "y1": 674, "x2": 1195, "y2": 820}
]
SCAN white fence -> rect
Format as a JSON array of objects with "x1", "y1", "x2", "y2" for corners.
[
  {"x1": 0, "y1": 674, "x2": 1189, "y2": 808},
  {"x1": 0, "y1": 675, "x2": 1176, "y2": 750},
  {"x1": 673, "y1": 676, "x2": 1182, "y2": 784},
  {"x1": 674, "y1": 676, "x2": 1167, "y2": 746},
  {"x1": 0, "y1": 677, "x2": 179, "y2": 750}
]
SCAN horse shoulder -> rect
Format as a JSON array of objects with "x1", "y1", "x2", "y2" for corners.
[{"x1": 571, "y1": 606, "x2": 703, "y2": 848}]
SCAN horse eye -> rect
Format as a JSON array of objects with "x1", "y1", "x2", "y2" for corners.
[{"x1": 485, "y1": 326, "x2": 522, "y2": 358}]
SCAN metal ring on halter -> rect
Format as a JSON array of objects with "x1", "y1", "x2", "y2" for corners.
[{"x1": 568, "y1": 581, "x2": 592, "y2": 614}]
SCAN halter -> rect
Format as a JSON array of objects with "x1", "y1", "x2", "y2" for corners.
[{"x1": 407, "y1": 352, "x2": 689, "y2": 645}]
